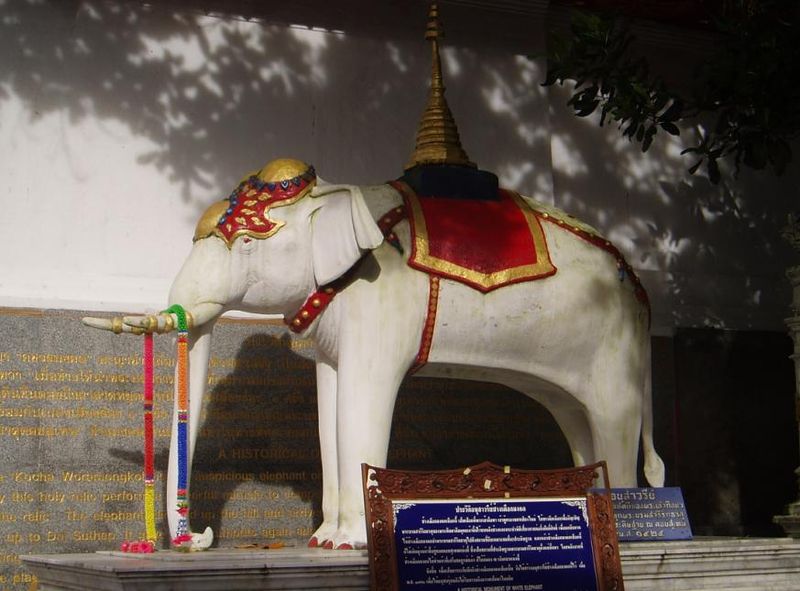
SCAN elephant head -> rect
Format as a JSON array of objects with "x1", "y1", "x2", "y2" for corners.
[
  {"x1": 173, "y1": 157, "x2": 384, "y2": 327},
  {"x1": 83, "y1": 157, "x2": 385, "y2": 548}
]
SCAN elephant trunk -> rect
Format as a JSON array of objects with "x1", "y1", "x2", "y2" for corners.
[
  {"x1": 81, "y1": 237, "x2": 234, "y2": 549},
  {"x1": 83, "y1": 235, "x2": 232, "y2": 337}
]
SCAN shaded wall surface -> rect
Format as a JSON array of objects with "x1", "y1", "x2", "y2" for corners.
[
  {"x1": 0, "y1": 0, "x2": 798, "y2": 333},
  {"x1": 1, "y1": 310, "x2": 798, "y2": 590},
  {"x1": 672, "y1": 329, "x2": 799, "y2": 537}
]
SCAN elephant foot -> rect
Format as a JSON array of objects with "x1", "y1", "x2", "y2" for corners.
[
  {"x1": 326, "y1": 527, "x2": 367, "y2": 551},
  {"x1": 310, "y1": 521, "x2": 366, "y2": 550},
  {"x1": 309, "y1": 521, "x2": 338, "y2": 549},
  {"x1": 320, "y1": 538, "x2": 362, "y2": 550},
  {"x1": 308, "y1": 536, "x2": 337, "y2": 549}
]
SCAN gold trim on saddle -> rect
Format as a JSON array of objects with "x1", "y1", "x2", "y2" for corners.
[{"x1": 392, "y1": 181, "x2": 557, "y2": 292}]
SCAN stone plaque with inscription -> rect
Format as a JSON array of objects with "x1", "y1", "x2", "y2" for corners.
[
  {"x1": 363, "y1": 462, "x2": 624, "y2": 591},
  {"x1": 0, "y1": 308, "x2": 569, "y2": 590},
  {"x1": 609, "y1": 487, "x2": 692, "y2": 542},
  {"x1": 393, "y1": 497, "x2": 598, "y2": 590}
]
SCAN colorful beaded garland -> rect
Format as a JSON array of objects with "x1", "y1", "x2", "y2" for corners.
[
  {"x1": 120, "y1": 305, "x2": 193, "y2": 553},
  {"x1": 120, "y1": 333, "x2": 157, "y2": 553},
  {"x1": 164, "y1": 304, "x2": 193, "y2": 549}
]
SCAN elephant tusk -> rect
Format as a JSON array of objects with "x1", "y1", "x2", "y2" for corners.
[
  {"x1": 82, "y1": 316, "x2": 145, "y2": 335},
  {"x1": 82, "y1": 316, "x2": 114, "y2": 332}
]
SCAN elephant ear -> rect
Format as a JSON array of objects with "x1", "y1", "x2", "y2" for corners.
[{"x1": 311, "y1": 185, "x2": 384, "y2": 286}]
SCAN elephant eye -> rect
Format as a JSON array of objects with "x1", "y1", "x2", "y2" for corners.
[{"x1": 242, "y1": 237, "x2": 252, "y2": 244}]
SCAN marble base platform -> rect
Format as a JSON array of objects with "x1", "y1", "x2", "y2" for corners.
[
  {"x1": 621, "y1": 537, "x2": 800, "y2": 590},
  {"x1": 22, "y1": 538, "x2": 800, "y2": 591}
]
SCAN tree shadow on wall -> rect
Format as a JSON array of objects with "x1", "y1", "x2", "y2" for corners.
[
  {"x1": 4, "y1": 0, "x2": 797, "y2": 328},
  {"x1": 0, "y1": 0, "x2": 554, "y2": 219},
  {"x1": 546, "y1": 81, "x2": 800, "y2": 332},
  {"x1": 0, "y1": 0, "x2": 344, "y2": 206}
]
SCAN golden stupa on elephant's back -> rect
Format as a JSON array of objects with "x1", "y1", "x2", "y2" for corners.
[
  {"x1": 405, "y1": 2, "x2": 474, "y2": 170},
  {"x1": 403, "y1": 1, "x2": 498, "y2": 200}
]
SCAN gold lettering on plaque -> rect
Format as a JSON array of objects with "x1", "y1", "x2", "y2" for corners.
[{"x1": 72, "y1": 531, "x2": 117, "y2": 542}]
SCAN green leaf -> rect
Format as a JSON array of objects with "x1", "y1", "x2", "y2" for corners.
[
  {"x1": 660, "y1": 100, "x2": 683, "y2": 122},
  {"x1": 653, "y1": 91, "x2": 670, "y2": 112},
  {"x1": 743, "y1": 140, "x2": 768, "y2": 169},
  {"x1": 688, "y1": 159, "x2": 704, "y2": 175},
  {"x1": 576, "y1": 101, "x2": 599, "y2": 116},
  {"x1": 641, "y1": 125, "x2": 657, "y2": 152},
  {"x1": 599, "y1": 106, "x2": 609, "y2": 126},
  {"x1": 541, "y1": 70, "x2": 559, "y2": 87},
  {"x1": 767, "y1": 138, "x2": 792, "y2": 175},
  {"x1": 707, "y1": 158, "x2": 721, "y2": 184},
  {"x1": 660, "y1": 121, "x2": 680, "y2": 136}
]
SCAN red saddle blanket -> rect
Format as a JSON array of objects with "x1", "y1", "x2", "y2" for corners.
[{"x1": 390, "y1": 181, "x2": 557, "y2": 292}]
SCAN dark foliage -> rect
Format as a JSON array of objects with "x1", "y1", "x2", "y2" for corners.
[{"x1": 543, "y1": 3, "x2": 800, "y2": 183}]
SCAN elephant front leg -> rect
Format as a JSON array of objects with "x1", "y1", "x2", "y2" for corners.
[
  {"x1": 329, "y1": 358, "x2": 405, "y2": 550},
  {"x1": 308, "y1": 355, "x2": 340, "y2": 548}
]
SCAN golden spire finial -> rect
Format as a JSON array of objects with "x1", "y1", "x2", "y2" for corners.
[{"x1": 405, "y1": 1, "x2": 475, "y2": 171}]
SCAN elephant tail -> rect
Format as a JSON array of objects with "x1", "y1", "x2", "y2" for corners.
[{"x1": 641, "y1": 338, "x2": 665, "y2": 487}]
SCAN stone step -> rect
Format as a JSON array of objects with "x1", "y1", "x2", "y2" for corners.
[
  {"x1": 621, "y1": 537, "x2": 800, "y2": 591},
  {"x1": 22, "y1": 537, "x2": 800, "y2": 591}
]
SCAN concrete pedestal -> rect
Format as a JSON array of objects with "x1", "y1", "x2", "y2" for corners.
[
  {"x1": 621, "y1": 537, "x2": 800, "y2": 590},
  {"x1": 774, "y1": 471, "x2": 800, "y2": 538},
  {"x1": 22, "y1": 547, "x2": 370, "y2": 591},
  {"x1": 22, "y1": 538, "x2": 800, "y2": 591}
]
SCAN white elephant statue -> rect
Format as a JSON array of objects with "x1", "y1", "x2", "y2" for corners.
[{"x1": 84, "y1": 157, "x2": 664, "y2": 551}]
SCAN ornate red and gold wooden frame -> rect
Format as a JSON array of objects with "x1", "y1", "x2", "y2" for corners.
[{"x1": 361, "y1": 461, "x2": 624, "y2": 591}]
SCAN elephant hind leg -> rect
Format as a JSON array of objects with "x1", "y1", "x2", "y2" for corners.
[
  {"x1": 588, "y1": 409, "x2": 641, "y2": 488},
  {"x1": 547, "y1": 407, "x2": 595, "y2": 469},
  {"x1": 640, "y1": 340, "x2": 665, "y2": 487}
]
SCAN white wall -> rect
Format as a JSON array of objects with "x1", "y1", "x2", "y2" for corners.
[{"x1": 0, "y1": 0, "x2": 796, "y2": 334}]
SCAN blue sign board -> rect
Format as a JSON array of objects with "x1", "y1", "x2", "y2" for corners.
[
  {"x1": 609, "y1": 487, "x2": 692, "y2": 541},
  {"x1": 392, "y1": 497, "x2": 598, "y2": 591}
]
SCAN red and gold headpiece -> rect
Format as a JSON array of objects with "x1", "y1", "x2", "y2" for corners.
[{"x1": 194, "y1": 158, "x2": 316, "y2": 248}]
